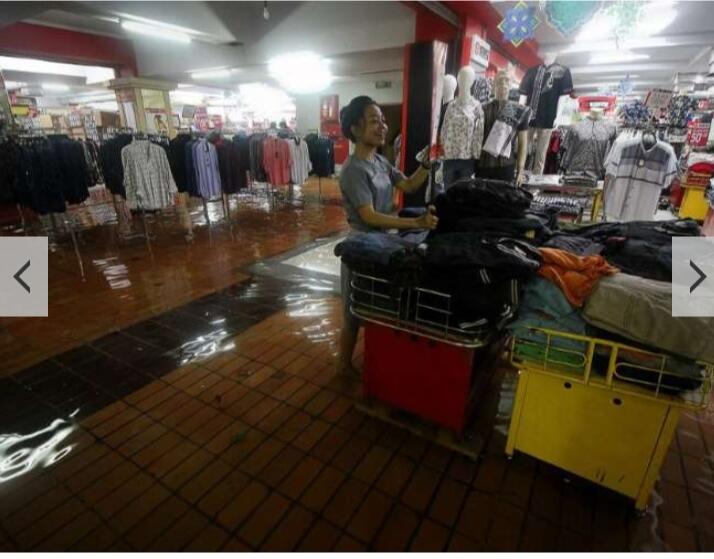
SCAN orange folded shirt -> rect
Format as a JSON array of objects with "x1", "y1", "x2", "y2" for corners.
[{"x1": 538, "y1": 248, "x2": 619, "y2": 307}]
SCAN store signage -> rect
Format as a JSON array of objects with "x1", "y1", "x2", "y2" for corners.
[
  {"x1": 182, "y1": 104, "x2": 197, "y2": 119},
  {"x1": 469, "y1": 35, "x2": 491, "y2": 70},
  {"x1": 687, "y1": 120, "x2": 711, "y2": 148},
  {"x1": 645, "y1": 88, "x2": 674, "y2": 111},
  {"x1": 375, "y1": 81, "x2": 392, "y2": 90}
]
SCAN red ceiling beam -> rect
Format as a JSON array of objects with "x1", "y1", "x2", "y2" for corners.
[{"x1": 0, "y1": 22, "x2": 137, "y2": 77}]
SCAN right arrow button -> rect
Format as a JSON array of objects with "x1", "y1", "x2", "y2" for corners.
[{"x1": 690, "y1": 260, "x2": 707, "y2": 293}]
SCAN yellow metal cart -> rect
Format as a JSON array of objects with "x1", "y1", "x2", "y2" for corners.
[{"x1": 506, "y1": 328, "x2": 712, "y2": 510}]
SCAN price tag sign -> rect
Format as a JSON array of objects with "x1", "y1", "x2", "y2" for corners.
[
  {"x1": 645, "y1": 88, "x2": 674, "y2": 111},
  {"x1": 688, "y1": 121, "x2": 711, "y2": 147}
]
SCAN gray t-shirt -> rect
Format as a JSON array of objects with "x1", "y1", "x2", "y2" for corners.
[{"x1": 339, "y1": 153, "x2": 407, "y2": 232}]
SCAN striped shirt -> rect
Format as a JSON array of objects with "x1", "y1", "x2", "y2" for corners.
[
  {"x1": 603, "y1": 137, "x2": 677, "y2": 222},
  {"x1": 121, "y1": 140, "x2": 178, "y2": 210},
  {"x1": 192, "y1": 139, "x2": 222, "y2": 199}
]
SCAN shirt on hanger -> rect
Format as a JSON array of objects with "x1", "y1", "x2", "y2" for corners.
[
  {"x1": 560, "y1": 118, "x2": 617, "y2": 179},
  {"x1": 519, "y1": 63, "x2": 574, "y2": 129},
  {"x1": 603, "y1": 137, "x2": 677, "y2": 222},
  {"x1": 440, "y1": 96, "x2": 485, "y2": 160},
  {"x1": 262, "y1": 136, "x2": 292, "y2": 186},
  {"x1": 121, "y1": 139, "x2": 178, "y2": 210},
  {"x1": 288, "y1": 137, "x2": 312, "y2": 185},
  {"x1": 191, "y1": 138, "x2": 222, "y2": 199}
]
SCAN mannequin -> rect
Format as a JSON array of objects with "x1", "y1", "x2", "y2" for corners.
[
  {"x1": 443, "y1": 74, "x2": 457, "y2": 105},
  {"x1": 519, "y1": 51, "x2": 574, "y2": 175},
  {"x1": 440, "y1": 66, "x2": 484, "y2": 189},
  {"x1": 479, "y1": 70, "x2": 530, "y2": 184}
]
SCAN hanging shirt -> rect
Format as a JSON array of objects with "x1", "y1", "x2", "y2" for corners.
[
  {"x1": 603, "y1": 138, "x2": 677, "y2": 222},
  {"x1": 288, "y1": 137, "x2": 312, "y2": 185},
  {"x1": 121, "y1": 140, "x2": 178, "y2": 210},
  {"x1": 191, "y1": 138, "x2": 222, "y2": 199},
  {"x1": 440, "y1": 96, "x2": 485, "y2": 160},
  {"x1": 519, "y1": 63, "x2": 574, "y2": 129},
  {"x1": 262, "y1": 136, "x2": 292, "y2": 185},
  {"x1": 560, "y1": 118, "x2": 618, "y2": 179}
]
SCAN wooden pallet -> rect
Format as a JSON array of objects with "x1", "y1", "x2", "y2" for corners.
[{"x1": 354, "y1": 399, "x2": 485, "y2": 460}]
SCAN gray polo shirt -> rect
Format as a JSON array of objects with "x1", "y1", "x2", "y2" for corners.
[{"x1": 339, "y1": 153, "x2": 407, "y2": 232}]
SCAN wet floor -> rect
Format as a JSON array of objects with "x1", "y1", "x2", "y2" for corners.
[{"x1": 0, "y1": 181, "x2": 713, "y2": 551}]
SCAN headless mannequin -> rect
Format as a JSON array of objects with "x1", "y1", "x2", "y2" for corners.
[
  {"x1": 520, "y1": 52, "x2": 568, "y2": 175},
  {"x1": 443, "y1": 75, "x2": 457, "y2": 105},
  {"x1": 479, "y1": 71, "x2": 529, "y2": 184},
  {"x1": 441, "y1": 66, "x2": 480, "y2": 188}
]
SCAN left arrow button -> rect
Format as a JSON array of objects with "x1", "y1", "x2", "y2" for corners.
[{"x1": 13, "y1": 260, "x2": 31, "y2": 294}]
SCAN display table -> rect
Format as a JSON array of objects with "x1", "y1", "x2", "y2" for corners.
[
  {"x1": 522, "y1": 174, "x2": 604, "y2": 223},
  {"x1": 506, "y1": 328, "x2": 712, "y2": 510}
]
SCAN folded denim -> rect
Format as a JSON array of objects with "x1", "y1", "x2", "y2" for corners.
[{"x1": 334, "y1": 232, "x2": 416, "y2": 268}]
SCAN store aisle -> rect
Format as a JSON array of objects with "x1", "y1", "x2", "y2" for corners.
[{"x1": 0, "y1": 182, "x2": 346, "y2": 376}]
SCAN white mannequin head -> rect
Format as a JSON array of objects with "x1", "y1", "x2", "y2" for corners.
[
  {"x1": 543, "y1": 52, "x2": 558, "y2": 66},
  {"x1": 442, "y1": 74, "x2": 457, "y2": 104},
  {"x1": 456, "y1": 66, "x2": 476, "y2": 102}
]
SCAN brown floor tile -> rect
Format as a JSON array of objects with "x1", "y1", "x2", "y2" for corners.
[
  {"x1": 177, "y1": 458, "x2": 232, "y2": 504},
  {"x1": 146, "y1": 439, "x2": 200, "y2": 478},
  {"x1": 334, "y1": 533, "x2": 367, "y2": 551},
  {"x1": 183, "y1": 523, "x2": 231, "y2": 552},
  {"x1": 186, "y1": 411, "x2": 235, "y2": 447},
  {"x1": 216, "y1": 479, "x2": 269, "y2": 531},
  {"x1": 15, "y1": 497, "x2": 86, "y2": 550},
  {"x1": 323, "y1": 477, "x2": 369, "y2": 529},
  {"x1": 196, "y1": 468, "x2": 250, "y2": 517},
  {"x1": 297, "y1": 519, "x2": 341, "y2": 551},
  {"x1": 372, "y1": 504, "x2": 419, "y2": 551},
  {"x1": 278, "y1": 455, "x2": 324, "y2": 500},
  {"x1": 221, "y1": 538, "x2": 252, "y2": 552},
  {"x1": 261, "y1": 505, "x2": 316, "y2": 551},
  {"x1": 68, "y1": 524, "x2": 121, "y2": 552},
  {"x1": 401, "y1": 465, "x2": 441, "y2": 513},
  {"x1": 65, "y1": 451, "x2": 125, "y2": 493},
  {"x1": 33, "y1": 509, "x2": 103, "y2": 551},
  {"x1": 410, "y1": 518, "x2": 450, "y2": 552},
  {"x1": 472, "y1": 454, "x2": 508, "y2": 493},
  {"x1": 238, "y1": 492, "x2": 291, "y2": 548},
  {"x1": 310, "y1": 424, "x2": 351, "y2": 463},
  {"x1": 257, "y1": 402, "x2": 299, "y2": 434},
  {"x1": 124, "y1": 495, "x2": 189, "y2": 550},
  {"x1": 161, "y1": 447, "x2": 215, "y2": 490},
  {"x1": 147, "y1": 508, "x2": 210, "y2": 552},
  {"x1": 429, "y1": 478, "x2": 468, "y2": 526},
  {"x1": 78, "y1": 459, "x2": 140, "y2": 505},
  {"x1": 519, "y1": 514, "x2": 560, "y2": 551},
  {"x1": 300, "y1": 465, "x2": 346, "y2": 513},
  {"x1": 239, "y1": 437, "x2": 286, "y2": 476},
  {"x1": 375, "y1": 453, "x2": 416, "y2": 498},
  {"x1": 346, "y1": 490, "x2": 393, "y2": 544},
  {"x1": 94, "y1": 471, "x2": 155, "y2": 520},
  {"x1": 274, "y1": 410, "x2": 312, "y2": 443},
  {"x1": 110, "y1": 483, "x2": 172, "y2": 535},
  {"x1": 485, "y1": 501, "x2": 525, "y2": 552},
  {"x1": 257, "y1": 445, "x2": 306, "y2": 488},
  {"x1": 292, "y1": 417, "x2": 331, "y2": 452},
  {"x1": 132, "y1": 430, "x2": 183, "y2": 468},
  {"x1": 449, "y1": 532, "x2": 483, "y2": 551},
  {"x1": 321, "y1": 395, "x2": 353, "y2": 423},
  {"x1": 331, "y1": 433, "x2": 372, "y2": 474},
  {"x1": 352, "y1": 444, "x2": 392, "y2": 485}
]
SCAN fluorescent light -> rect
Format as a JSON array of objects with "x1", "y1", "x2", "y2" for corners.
[
  {"x1": 121, "y1": 20, "x2": 191, "y2": 43},
  {"x1": 590, "y1": 51, "x2": 650, "y2": 65},
  {"x1": 42, "y1": 83, "x2": 70, "y2": 92},
  {"x1": 4, "y1": 81, "x2": 26, "y2": 89},
  {"x1": 695, "y1": 74, "x2": 705, "y2": 84},
  {"x1": 190, "y1": 68, "x2": 232, "y2": 80},
  {"x1": 268, "y1": 52, "x2": 333, "y2": 94},
  {"x1": 576, "y1": 1, "x2": 677, "y2": 45},
  {"x1": 0, "y1": 56, "x2": 114, "y2": 83}
]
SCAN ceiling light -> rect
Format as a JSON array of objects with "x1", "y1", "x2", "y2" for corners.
[
  {"x1": 576, "y1": 1, "x2": 677, "y2": 45},
  {"x1": 695, "y1": 74, "x2": 705, "y2": 84},
  {"x1": 0, "y1": 56, "x2": 115, "y2": 83},
  {"x1": 590, "y1": 51, "x2": 650, "y2": 64},
  {"x1": 42, "y1": 83, "x2": 70, "y2": 92},
  {"x1": 121, "y1": 20, "x2": 191, "y2": 43},
  {"x1": 4, "y1": 81, "x2": 26, "y2": 90},
  {"x1": 268, "y1": 52, "x2": 333, "y2": 94},
  {"x1": 190, "y1": 68, "x2": 232, "y2": 80}
]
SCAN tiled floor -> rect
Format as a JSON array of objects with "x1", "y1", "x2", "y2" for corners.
[{"x1": 1, "y1": 179, "x2": 713, "y2": 552}]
